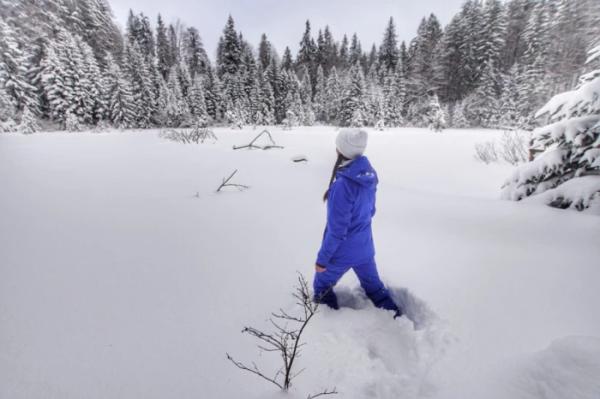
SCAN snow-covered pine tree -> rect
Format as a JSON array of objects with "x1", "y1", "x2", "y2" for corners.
[
  {"x1": 65, "y1": 110, "x2": 81, "y2": 131},
  {"x1": 255, "y1": 70, "x2": 275, "y2": 125},
  {"x1": 479, "y1": 0, "x2": 507, "y2": 68},
  {"x1": 40, "y1": 44, "x2": 68, "y2": 123},
  {"x1": 258, "y1": 34, "x2": 273, "y2": 71},
  {"x1": 203, "y1": 67, "x2": 224, "y2": 122},
  {"x1": 76, "y1": 37, "x2": 106, "y2": 124},
  {"x1": 281, "y1": 47, "x2": 293, "y2": 71},
  {"x1": 313, "y1": 65, "x2": 326, "y2": 122},
  {"x1": 501, "y1": 41, "x2": 600, "y2": 211},
  {"x1": 516, "y1": 55, "x2": 548, "y2": 129},
  {"x1": 183, "y1": 27, "x2": 210, "y2": 79},
  {"x1": 0, "y1": 20, "x2": 38, "y2": 112},
  {"x1": 340, "y1": 64, "x2": 367, "y2": 127},
  {"x1": 18, "y1": 106, "x2": 39, "y2": 134},
  {"x1": 324, "y1": 66, "x2": 342, "y2": 124},
  {"x1": 188, "y1": 76, "x2": 209, "y2": 123},
  {"x1": 382, "y1": 67, "x2": 405, "y2": 127},
  {"x1": 156, "y1": 14, "x2": 171, "y2": 79},
  {"x1": 463, "y1": 59, "x2": 501, "y2": 127},
  {"x1": 451, "y1": 101, "x2": 470, "y2": 128},
  {"x1": 338, "y1": 34, "x2": 349, "y2": 70},
  {"x1": 123, "y1": 41, "x2": 157, "y2": 128},
  {"x1": 297, "y1": 20, "x2": 316, "y2": 74},
  {"x1": 428, "y1": 94, "x2": 446, "y2": 132},
  {"x1": 497, "y1": 65, "x2": 520, "y2": 129},
  {"x1": 217, "y1": 15, "x2": 242, "y2": 77},
  {"x1": 283, "y1": 71, "x2": 305, "y2": 125},
  {"x1": 379, "y1": 17, "x2": 399, "y2": 73},
  {"x1": 165, "y1": 66, "x2": 191, "y2": 127},
  {"x1": 0, "y1": 84, "x2": 17, "y2": 132},
  {"x1": 408, "y1": 14, "x2": 442, "y2": 99},
  {"x1": 298, "y1": 66, "x2": 315, "y2": 125},
  {"x1": 103, "y1": 53, "x2": 135, "y2": 129}
]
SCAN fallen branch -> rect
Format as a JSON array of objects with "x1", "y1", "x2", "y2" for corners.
[
  {"x1": 307, "y1": 388, "x2": 339, "y2": 399},
  {"x1": 233, "y1": 129, "x2": 284, "y2": 150},
  {"x1": 216, "y1": 169, "x2": 249, "y2": 192}
]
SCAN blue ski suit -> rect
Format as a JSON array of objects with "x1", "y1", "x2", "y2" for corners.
[{"x1": 314, "y1": 156, "x2": 399, "y2": 313}]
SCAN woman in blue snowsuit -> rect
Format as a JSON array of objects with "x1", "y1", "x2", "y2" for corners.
[{"x1": 314, "y1": 129, "x2": 401, "y2": 317}]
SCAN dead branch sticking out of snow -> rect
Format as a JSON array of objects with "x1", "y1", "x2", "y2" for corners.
[
  {"x1": 226, "y1": 274, "x2": 336, "y2": 398},
  {"x1": 216, "y1": 169, "x2": 249, "y2": 192},
  {"x1": 233, "y1": 129, "x2": 284, "y2": 150}
]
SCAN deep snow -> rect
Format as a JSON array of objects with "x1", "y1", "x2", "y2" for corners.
[{"x1": 1, "y1": 127, "x2": 599, "y2": 399}]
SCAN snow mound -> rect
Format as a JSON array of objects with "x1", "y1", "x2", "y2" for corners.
[
  {"x1": 294, "y1": 286, "x2": 453, "y2": 399},
  {"x1": 511, "y1": 336, "x2": 600, "y2": 399}
]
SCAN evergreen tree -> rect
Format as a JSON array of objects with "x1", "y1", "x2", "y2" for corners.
[
  {"x1": 165, "y1": 66, "x2": 190, "y2": 127},
  {"x1": 498, "y1": 65, "x2": 520, "y2": 128},
  {"x1": 349, "y1": 33, "x2": 362, "y2": 67},
  {"x1": 258, "y1": 34, "x2": 273, "y2": 70},
  {"x1": 123, "y1": 41, "x2": 156, "y2": 128},
  {"x1": 378, "y1": 17, "x2": 399, "y2": 73},
  {"x1": 281, "y1": 47, "x2": 293, "y2": 71},
  {"x1": 217, "y1": 15, "x2": 242, "y2": 77},
  {"x1": 502, "y1": 41, "x2": 600, "y2": 210},
  {"x1": 340, "y1": 64, "x2": 367, "y2": 126},
  {"x1": 103, "y1": 53, "x2": 135, "y2": 128},
  {"x1": 338, "y1": 34, "x2": 349, "y2": 70},
  {"x1": 156, "y1": 14, "x2": 171, "y2": 79},
  {"x1": 324, "y1": 66, "x2": 342, "y2": 124},
  {"x1": 183, "y1": 27, "x2": 209, "y2": 79},
  {"x1": 313, "y1": 65, "x2": 327, "y2": 121},
  {"x1": 463, "y1": 59, "x2": 501, "y2": 127},
  {"x1": 18, "y1": 105, "x2": 39, "y2": 134},
  {"x1": 427, "y1": 94, "x2": 446, "y2": 132},
  {"x1": 188, "y1": 76, "x2": 208, "y2": 122},
  {"x1": 0, "y1": 20, "x2": 37, "y2": 112}
]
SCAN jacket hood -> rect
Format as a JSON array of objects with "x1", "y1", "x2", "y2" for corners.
[{"x1": 337, "y1": 155, "x2": 378, "y2": 188}]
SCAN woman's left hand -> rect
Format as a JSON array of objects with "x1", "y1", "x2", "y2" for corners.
[{"x1": 315, "y1": 264, "x2": 326, "y2": 273}]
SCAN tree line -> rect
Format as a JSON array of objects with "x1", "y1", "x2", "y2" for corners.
[{"x1": 0, "y1": 0, "x2": 599, "y2": 133}]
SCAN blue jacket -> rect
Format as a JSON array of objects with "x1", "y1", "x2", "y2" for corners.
[{"x1": 317, "y1": 156, "x2": 377, "y2": 267}]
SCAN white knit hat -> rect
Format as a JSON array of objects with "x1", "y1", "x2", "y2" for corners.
[{"x1": 336, "y1": 128, "x2": 368, "y2": 159}]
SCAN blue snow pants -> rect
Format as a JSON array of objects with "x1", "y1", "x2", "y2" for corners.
[{"x1": 313, "y1": 258, "x2": 399, "y2": 312}]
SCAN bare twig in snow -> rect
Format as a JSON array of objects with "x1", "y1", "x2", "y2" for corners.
[
  {"x1": 216, "y1": 169, "x2": 249, "y2": 192},
  {"x1": 307, "y1": 388, "x2": 339, "y2": 399},
  {"x1": 227, "y1": 273, "x2": 335, "y2": 397}
]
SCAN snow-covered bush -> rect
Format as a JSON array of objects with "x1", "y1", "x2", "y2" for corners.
[
  {"x1": 501, "y1": 42, "x2": 600, "y2": 211},
  {"x1": 375, "y1": 119, "x2": 385, "y2": 131},
  {"x1": 474, "y1": 141, "x2": 499, "y2": 164}
]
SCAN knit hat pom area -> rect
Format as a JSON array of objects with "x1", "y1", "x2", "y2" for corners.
[{"x1": 335, "y1": 128, "x2": 368, "y2": 159}]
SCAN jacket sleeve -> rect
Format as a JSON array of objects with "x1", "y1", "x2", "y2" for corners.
[{"x1": 316, "y1": 177, "x2": 355, "y2": 266}]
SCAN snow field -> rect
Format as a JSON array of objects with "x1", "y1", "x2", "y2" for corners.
[{"x1": 0, "y1": 127, "x2": 599, "y2": 399}]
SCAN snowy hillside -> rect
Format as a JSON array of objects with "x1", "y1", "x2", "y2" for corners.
[{"x1": 1, "y1": 127, "x2": 599, "y2": 399}]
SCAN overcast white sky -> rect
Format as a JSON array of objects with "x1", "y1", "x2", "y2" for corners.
[{"x1": 110, "y1": 0, "x2": 465, "y2": 60}]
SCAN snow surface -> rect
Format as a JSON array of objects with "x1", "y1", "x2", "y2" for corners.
[{"x1": 1, "y1": 127, "x2": 599, "y2": 399}]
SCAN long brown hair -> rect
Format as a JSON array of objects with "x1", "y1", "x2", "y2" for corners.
[{"x1": 323, "y1": 152, "x2": 348, "y2": 202}]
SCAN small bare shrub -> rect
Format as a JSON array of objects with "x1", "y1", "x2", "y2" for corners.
[
  {"x1": 159, "y1": 125, "x2": 217, "y2": 144},
  {"x1": 499, "y1": 130, "x2": 528, "y2": 165},
  {"x1": 474, "y1": 141, "x2": 499, "y2": 164},
  {"x1": 227, "y1": 273, "x2": 337, "y2": 398}
]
